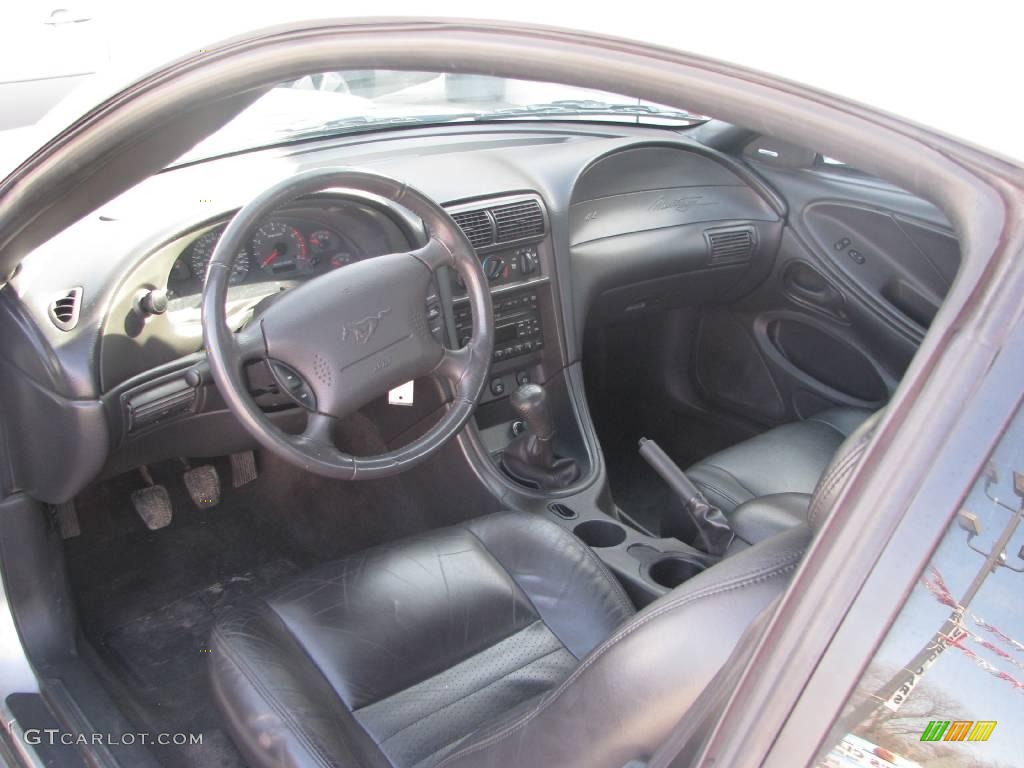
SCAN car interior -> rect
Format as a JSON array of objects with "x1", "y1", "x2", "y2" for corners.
[{"x1": 0, "y1": 59, "x2": 964, "y2": 768}]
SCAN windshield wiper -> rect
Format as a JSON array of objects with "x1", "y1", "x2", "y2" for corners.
[{"x1": 474, "y1": 100, "x2": 706, "y2": 124}]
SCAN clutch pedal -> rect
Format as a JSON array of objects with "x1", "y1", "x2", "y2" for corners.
[{"x1": 131, "y1": 466, "x2": 173, "y2": 530}]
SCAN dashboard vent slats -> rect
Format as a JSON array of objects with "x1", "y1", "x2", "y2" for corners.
[
  {"x1": 451, "y1": 209, "x2": 495, "y2": 250},
  {"x1": 706, "y1": 228, "x2": 755, "y2": 264},
  {"x1": 449, "y1": 197, "x2": 546, "y2": 251},
  {"x1": 492, "y1": 200, "x2": 545, "y2": 242},
  {"x1": 48, "y1": 287, "x2": 83, "y2": 331}
]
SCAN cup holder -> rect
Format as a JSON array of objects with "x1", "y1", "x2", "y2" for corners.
[
  {"x1": 648, "y1": 556, "x2": 706, "y2": 588},
  {"x1": 573, "y1": 519, "x2": 627, "y2": 548}
]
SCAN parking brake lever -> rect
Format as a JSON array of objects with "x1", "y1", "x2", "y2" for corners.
[{"x1": 638, "y1": 438, "x2": 735, "y2": 557}]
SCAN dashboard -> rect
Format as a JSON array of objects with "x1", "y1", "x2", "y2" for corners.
[{"x1": 4, "y1": 125, "x2": 784, "y2": 503}]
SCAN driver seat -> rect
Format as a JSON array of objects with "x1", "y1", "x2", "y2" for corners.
[{"x1": 210, "y1": 411, "x2": 881, "y2": 768}]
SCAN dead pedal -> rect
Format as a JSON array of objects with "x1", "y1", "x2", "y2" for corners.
[
  {"x1": 54, "y1": 500, "x2": 81, "y2": 539},
  {"x1": 229, "y1": 450, "x2": 258, "y2": 488},
  {"x1": 183, "y1": 464, "x2": 221, "y2": 509}
]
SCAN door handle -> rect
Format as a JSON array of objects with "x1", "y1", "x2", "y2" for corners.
[{"x1": 782, "y1": 261, "x2": 848, "y2": 322}]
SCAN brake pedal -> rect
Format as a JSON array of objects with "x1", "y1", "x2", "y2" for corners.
[
  {"x1": 183, "y1": 464, "x2": 221, "y2": 509},
  {"x1": 229, "y1": 450, "x2": 258, "y2": 488},
  {"x1": 131, "y1": 467, "x2": 173, "y2": 530}
]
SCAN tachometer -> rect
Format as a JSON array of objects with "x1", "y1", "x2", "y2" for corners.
[
  {"x1": 252, "y1": 222, "x2": 309, "y2": 275},
  {"x1": 189, "y1": 229, "x2": 251, "y2": 285}
]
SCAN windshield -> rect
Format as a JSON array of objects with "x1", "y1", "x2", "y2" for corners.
[{"x1": 175, "y1": 70, "x2": 707, "y2": 165}]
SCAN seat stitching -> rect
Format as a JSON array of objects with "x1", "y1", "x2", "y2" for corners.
[
  {"x1": 212, "y1": 619, "x2": 342, "y2": 768},
  {"x1": 807, "y1": 416, "x2": 847, "y2": 438},
  {"x1": 809, "y1": 441, "x2": 867, "y2": 527},
  {"x1": 707, "y1": 465, "x2": 758, "y2": 500},
  {"x1": 433, "y1": 553, "x2": 802, "y2": 768},
  {"x1": 691, "y1": 476, "x2": 741, "y2": 508},
  {"x1": 376, "y1": 644, "x2": 568, "y2": 747}
]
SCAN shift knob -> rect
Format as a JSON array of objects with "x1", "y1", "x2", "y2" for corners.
[{"x1": 509, "y1": 383, "x2": 555, "y2": 440}]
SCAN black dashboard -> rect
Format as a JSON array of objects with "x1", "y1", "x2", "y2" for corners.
[{"x1": 3, "y1": 124, "x2": 783, "y2": 503}]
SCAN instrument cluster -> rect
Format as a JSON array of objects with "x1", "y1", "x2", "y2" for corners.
[{"x1": 167, "y1": 217, "x2": 360, "y2": 299}]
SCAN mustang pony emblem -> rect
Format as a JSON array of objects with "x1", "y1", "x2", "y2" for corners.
[{"x1": 341, "y1": 309, "x2": 391, "y2": 344}]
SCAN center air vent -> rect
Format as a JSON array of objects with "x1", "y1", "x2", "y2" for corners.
[
  {"x1": 48, "y1": 287, "x2": 83, "y2": 331},
  {"x1": 450, "y1": 209, "x2": 495, "y2": 250},
  {"x1": 449, "y1": 196, "x2": 547, "y2": 252},
  {"x1": 492, "y1": 200, "x2": 545, "y2": 242},
  {"x1": 705, "y1": 227, "x2": 755, "y2": 264}
]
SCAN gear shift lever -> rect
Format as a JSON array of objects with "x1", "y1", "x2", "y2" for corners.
[{"x1": 501, "y1": 384, "x2": 580, "y2": 490}]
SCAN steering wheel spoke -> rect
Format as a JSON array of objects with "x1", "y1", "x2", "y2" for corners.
[
  {"x1": 411, "y1": 236, "x2": 455, "y2": 273},
  {"x1": 434, "y1": 345, "x2": 474, "y2": 392},
  {"x1": 233, "y1": 320, "x2": 266, "y2": 364},
  {"x1": 299, "y1": 411, "x2": 338, "y2": 446}
]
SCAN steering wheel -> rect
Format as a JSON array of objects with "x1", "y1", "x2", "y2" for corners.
[{"x1": 202, "y1": 168, "x2": 494, "y2": 479}]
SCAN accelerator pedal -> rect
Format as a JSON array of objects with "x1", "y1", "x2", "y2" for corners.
[
  {"x1": 229, "y1": 450, "x2": 258, "y2": 488},
  {"x1": 131, "y1": 466, "x2": 173, "y2": 530},
  {"x1": 182, "y1": 462, "x2": 221, "y2": 509}
]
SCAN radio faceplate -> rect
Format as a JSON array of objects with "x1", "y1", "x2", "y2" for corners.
[{"x1": 454, "y1": 289, "x2": 544, "y2": 363}]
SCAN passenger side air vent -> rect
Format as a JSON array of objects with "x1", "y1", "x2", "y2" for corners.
[
  {"x1": 451, "y1": 209, "x2": 495, "y2": 250},
  {"x1": 492, "y1": 200, "x2": 545, "y2": 242},
  {"x1": 48, "y1": 287, "x2": 83, "y2": 331},
  {"x1": 705, "y1": 227, "x2": 755, "y2": 264}
]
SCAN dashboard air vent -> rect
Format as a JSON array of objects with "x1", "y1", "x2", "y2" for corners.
[
  {"x1": 492, "y1": 199, "x2": 545, "y2": 242},
  {"x1": 451, "y1": 209, "x2": 495, "y2": 250},
  {"x1": 48, "y1": 287, "x2": 83, "y2": 331},
  {"x1": 706, "y1": 228, "x2": 755, "y2": 264}
]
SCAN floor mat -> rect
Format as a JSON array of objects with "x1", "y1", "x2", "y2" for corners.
[{"x1": 100, "y1": 559, "x2": 297, "y2": 738}]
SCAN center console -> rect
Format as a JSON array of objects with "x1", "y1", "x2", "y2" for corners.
[{"x1": 446, "y1": 193, "x2": 711, "y2": 606}]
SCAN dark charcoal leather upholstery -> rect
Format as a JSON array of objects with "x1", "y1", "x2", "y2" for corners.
[
  {"x1": 687, "y1": 407, "x2": 874, "y2": 535},
  {"x1": 211, "y1": 411, "x2": 884, "y2": 768},
  {"x1": 209, "y1": 512, "x2": 634, "y2": 768}
]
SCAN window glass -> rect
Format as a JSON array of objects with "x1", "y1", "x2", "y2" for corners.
[{"x1": 817, "y1": 406, "x2": 1024, "y2": 768}]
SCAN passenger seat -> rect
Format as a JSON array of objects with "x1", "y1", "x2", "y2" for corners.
[{"x1": 687, "y1": 407, "x2": 876, "y2": 546}]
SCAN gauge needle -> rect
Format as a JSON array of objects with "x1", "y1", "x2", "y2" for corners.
[{"x1": 261, "y1": 247, "x2": 281, "y2": 268}]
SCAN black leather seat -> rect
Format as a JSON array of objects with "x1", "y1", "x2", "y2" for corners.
[
  {"x1": 211, "y1": 411, "x2": 882, "y2": 768},
  {"x1": 688, "y1": 407, "x2": 875, "y2": 545}
]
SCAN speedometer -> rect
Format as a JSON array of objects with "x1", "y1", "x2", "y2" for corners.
[
  {"x1": 252, "y1": 222, "x2": 309, "y2": 275},
  {"x1": 189, "y1": 229, "x2": 251, "y2": 285}
]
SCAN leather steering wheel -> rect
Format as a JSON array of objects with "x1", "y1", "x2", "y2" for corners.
[{"x1": 202, "y1": 168, "x2": 494, "y2": 479}]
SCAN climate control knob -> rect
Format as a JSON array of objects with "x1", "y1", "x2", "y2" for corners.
[{"x1": 482, "y1": 256, "x2": 505, "y2": 281}]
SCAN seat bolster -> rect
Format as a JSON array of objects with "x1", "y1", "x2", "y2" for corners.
[
  {"x1": 209, "y1": 603, "x2": 390, "y2": 768},
  {"x1": 687, "y1": 407, "x2": 875, "y2": 514},
  {"x1": 466, "y1": 512, "x2": 635, "y2": 658},
  {"x1": 729, "y1": 492, "x2": 813, "y2": 545},
  {"x1": 434, "y1": 526, "x2": 810, "y2": 768}
]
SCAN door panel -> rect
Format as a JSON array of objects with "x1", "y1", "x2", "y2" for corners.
[{"x1": 692, "y1": 145, "x2": 959, "y2": 427}]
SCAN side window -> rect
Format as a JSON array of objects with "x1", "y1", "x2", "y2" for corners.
[{"x1": 817, "y1": 406, "x2": 1024, "y2": 768}]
